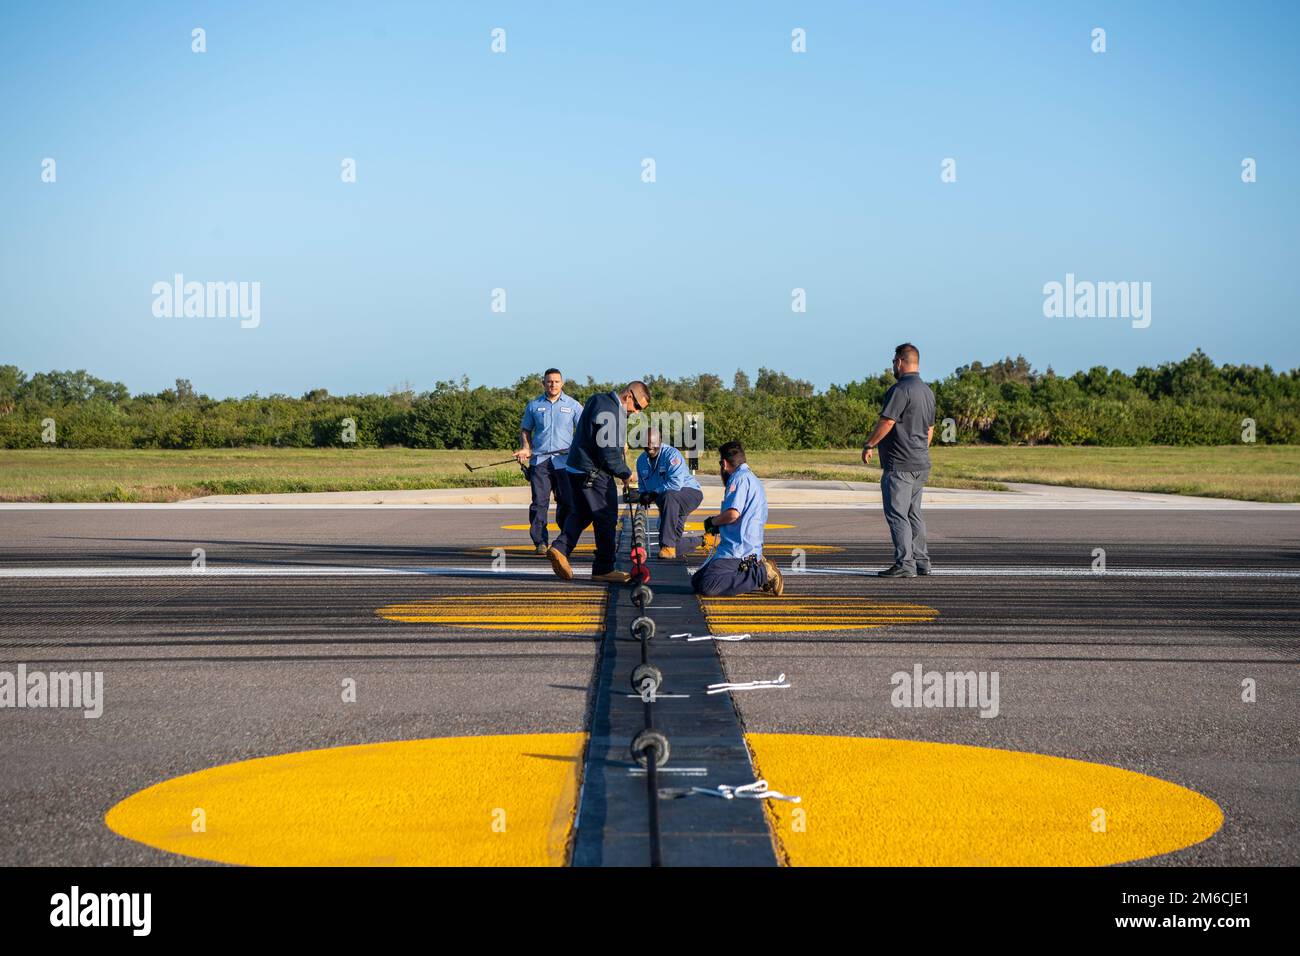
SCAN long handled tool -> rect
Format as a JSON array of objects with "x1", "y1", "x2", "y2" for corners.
[
  {"x1": 463, "y1": 456, "x2": 520, "y2": 473},
  {"x1": 464, "y1": 447, "x2": 569, "y2": 473}
]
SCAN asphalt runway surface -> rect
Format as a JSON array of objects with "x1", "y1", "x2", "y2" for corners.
[{"x1": 0, "y1": 505, "x2": 1295, "y2": 865}]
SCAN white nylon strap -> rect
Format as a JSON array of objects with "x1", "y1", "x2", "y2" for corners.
[
  {"x1": 691, "y1": 779, "x2": 801, "y2": 803},
  {"x1": 669, "y1": 632, "x2": 750, "y2": 642},
  {"x1": 706, "y1": 673, "x2": 789, "y2": 694}
]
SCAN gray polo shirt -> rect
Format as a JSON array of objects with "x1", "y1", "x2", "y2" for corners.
[{"x1": 877, "y1": 372, "x2": 936, "y2": 472}]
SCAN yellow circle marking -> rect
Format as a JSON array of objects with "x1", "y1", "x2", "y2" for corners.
[
  {"x1": 470, "y1": 544, "x2": 599, "y2": 555},
  {"x1": 105, "y1": 734, "x2": 584, "y2": 866},
  {"x1": 685, "y1": 522, "x2": 793, "y2": 531},
  {"x1": 747, "y1": 734, "x2": 1222, "y2": 866},
  {"x1": 471, "y1": 543, "x2": 834, "y2": 558},
  {"x1": 499, "y1": 522, "x2": 796, "y2": 532},
  {"x1": 749, "y1": 544, "x2": 843, "y2": 555},
  {"x1": 376, "y1": 592, "x2": 605, "y2": 633},
  {"x1": 701, "y1": 595, "x2": 938, "y2": 633}
]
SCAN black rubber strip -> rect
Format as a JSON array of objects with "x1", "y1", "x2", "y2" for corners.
[
  {"x1": 571, "y1": 511, "x2": 778, "y2": 866},
  {"x1": 644, "y1": 740, "x2": 663, "y2": 867}
]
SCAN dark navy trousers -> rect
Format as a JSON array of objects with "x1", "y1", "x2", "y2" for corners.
[
  {"x1": 527, "y1": 457, "x2": 575, "y2": 547},
  {"x1": 552, "y1": 471, "x2": 619, "y2": 576},
  {"x1": 653, "y1": 486, "x2": 703, "y2": 550},
  {"x1": 691, "y1": 557, "x2": 767, "y2": 596}
]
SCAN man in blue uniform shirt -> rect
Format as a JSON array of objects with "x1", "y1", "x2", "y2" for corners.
[
  {"x1": 690, "y1": 441, "x2": 784, "y2": 597},
  {"x1": 635, "y1": 427, "x2": 703, "y2": 559},
  {"x1": 515, "y1": 368, "x2": 583, "y2": 556},
  {"x1": 547, "y1": 381, "x2": 652, "y2": 584}
]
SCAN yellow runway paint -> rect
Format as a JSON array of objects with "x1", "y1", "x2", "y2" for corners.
[
  {"x1": 500, "y1": 522, "x2": 796, "y2": 532},
  {"x1": 746, "y1": 734, "x2": 1223, "y2": 866},
  {"x1": 377, "y1": 592, "x2": 605, "y2": 633},
  {"x1": 750, "y1": 544, "x2": 843, "y2": 555},
  {"x1": 105, "y1": 734, "x2": 586, "y2": 866},
  {"x1": 472, "y1": 543, "x2": 833, "y2": 559},
  {"x1": 471, "y1": 544, "x2": 598, "y2": 555},
  {"x1": 685, "y1": 522, "x2": 794, "y2": 531},
  {"x1": 701, "y1": 595, "x2": 938, "y2": 633}
]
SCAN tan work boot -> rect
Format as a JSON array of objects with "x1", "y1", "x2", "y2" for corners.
[
  {"x1": 658, "y1": 546, "x2": 677, "y2": 560},
  {"x1": 547, "y1": 547, "x2": 573, "y2": 581},
  {"x1": 760, "y1": 556, "x2": 784, "y2": 597},
  {"x1": 591, "y1": 569, "x2": 631, "y2": 584},
  {"x1": 696, "y1": 533, "x2": 719, "y2": 552}
]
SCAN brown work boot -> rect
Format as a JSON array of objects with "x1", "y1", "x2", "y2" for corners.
[
  {"x1": 760, "y1": 556, "x2": 784, "y2": 597},
  {"x1": 697, "y1": 533, "x2": 719, "y2": 552},
  {"x1": 547, "y1": 547, "x2": 573, "y2": 581},
  {"x1": 658, "y1": 546, "x2": 677, "y2": 559},
  {"x1": 591, "y1": 569, "x2": 631, "y2": 584}
]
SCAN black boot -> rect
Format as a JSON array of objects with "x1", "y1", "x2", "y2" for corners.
[{"x1": 878, "y1": 564, "x2": 916, "y2": 578}]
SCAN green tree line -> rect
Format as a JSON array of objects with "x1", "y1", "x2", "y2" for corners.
[{"x1": 0, "y1": 350, "x2": 1295, "y2": 449}]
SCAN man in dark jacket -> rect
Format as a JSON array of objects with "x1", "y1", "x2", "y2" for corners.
[{"x1": 547, "y1": 381, "x2": 652, "y2": 583}]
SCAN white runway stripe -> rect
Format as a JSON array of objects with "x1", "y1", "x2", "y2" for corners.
[
  {"x1": 785, "y1": 565, "x2": 1300, "y2": 579},
  {"x1": 1, "y1": 564, "x2": 1295, "y2": 580},
  {"x1": 0, "y1": 503, "x2": 534, "y2": 510},
  {"x1": 0, "y1": 565, "x2": 558, "y2": 579}
]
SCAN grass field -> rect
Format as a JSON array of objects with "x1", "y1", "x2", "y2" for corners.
[
  {"x1": 1, "y1": 445, "x2": 1297, "y2": 503},
  {"x1": 760, "y1": 445, "x2": 1300, "y2": 502}
]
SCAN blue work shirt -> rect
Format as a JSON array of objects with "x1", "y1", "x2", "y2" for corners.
[
  {"x1": 714, "y1": 463, "x2": 767, "y2": 560},
  {"x1": 636, "y1": 444, "x2": 701, "y2": 495},
  {"x1": 521, "y1": 393, "x2": 583, "y2": 468}
]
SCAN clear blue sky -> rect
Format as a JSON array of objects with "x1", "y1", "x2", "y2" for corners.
[{"x1": 2, "y1": 1, "x2": 1297, "y2": 397}]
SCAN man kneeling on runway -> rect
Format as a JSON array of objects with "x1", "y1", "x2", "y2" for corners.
[
  {"x1": 690, "y1": 441, "x2": 784, "y2": 597},
  {"x1": 635, "y1": 427, "x2": 703, "y2": 559}
]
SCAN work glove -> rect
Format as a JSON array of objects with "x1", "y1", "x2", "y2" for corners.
[
  {"x1": 702, "y1": 515, "x2": 717, "y2": 535},
  {"x1": 639, "y1": 492, "x2": 656, "y2": 506}
]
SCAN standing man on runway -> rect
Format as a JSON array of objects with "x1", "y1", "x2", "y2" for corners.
[
  {"x1": 515, "y1": 369, "x2": 583, "y2": 556},
  {"x1": 690, "y1": 441, "x2": 783, "y2": 597},
  {"x1": 862, "y1": 343, "x2": 936, "y2": 577},
  {"x1": 546, "y1": 381, "x2": 652, "y2": 584},
  {"x1": 635, "y1": 427, "x2": 703, "y2": 559}
]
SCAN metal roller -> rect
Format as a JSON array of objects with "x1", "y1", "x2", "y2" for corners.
[
  {"x1": 631, "y1": 728, "x2": 670, "y2": 769},
  {"x1": 630, "y1": 663, "x2": 663, "y2": 696}
]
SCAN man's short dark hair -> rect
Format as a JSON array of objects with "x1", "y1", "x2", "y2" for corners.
[
  {"x1": 626, "y1": 380, "x2": 651, "y2": 405},
  {"x1": 894, "y1": 343, "x2": 920, "y2": 365},
  {"x1": 543, "y1": 368, "x2": 563, "y2": 379},
  {"x1": 719, "y1": 440, "x2": 746, "y2": 468}
]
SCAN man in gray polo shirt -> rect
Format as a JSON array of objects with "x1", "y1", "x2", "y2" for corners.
[{"x1": 862, "y1": 343, "x2": 936, "y2": 577}]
